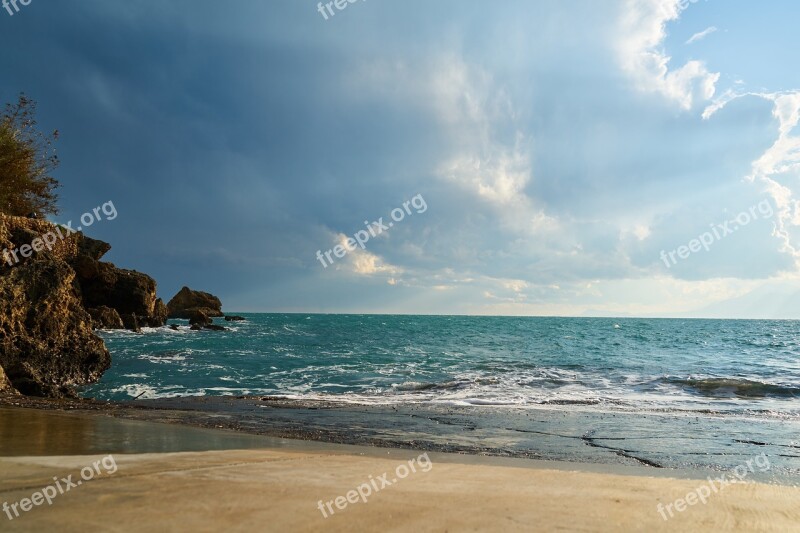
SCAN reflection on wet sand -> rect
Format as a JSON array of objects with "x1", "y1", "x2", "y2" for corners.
[{"x1": 0, "y1": 407, "x2": 269, "y2": 456}]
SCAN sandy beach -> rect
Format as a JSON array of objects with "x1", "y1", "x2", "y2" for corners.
[
  {"x1": 1, "y1": 407, "x2": 799, "y2": 533},
  {"x1": 3, "y1": 448, "x2": 800, "y2": 532}
]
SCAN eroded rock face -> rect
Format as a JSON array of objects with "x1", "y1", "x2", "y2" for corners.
[
  {"x1": 64, "y1": 234, "x2": 166, "y2": 330},
  {"x1": 76, "y1": 257, "x2": 167, "y2": 329},
  {"x1": 0, "y1": 251, "x2": 111, "y2": 397},
  {"x1": 0, "y1": 214, "x2": 163, "y2": 397},
  {"x1": 0, "y1": 363, "x2": 18, "y2": 395},
  {"x1": 167, "y1": 286, "x2": 223, "y2": 319},
  {"x1": 87, "y1": 306, "x2": 125, "y2": 330}
]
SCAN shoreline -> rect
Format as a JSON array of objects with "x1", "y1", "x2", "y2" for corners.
[
  {"x1": 2, "y1": 414, "x2": 799, "y2": 532},
  {"x1": 2, "y1": 394, "x2": 798, "y2": 485},
  {"x1": 3, "y1": 399, "x2": 800, "y2": 530},
  {"x1": 0, "y1": 404, "x2": 687, "y2": 480}
]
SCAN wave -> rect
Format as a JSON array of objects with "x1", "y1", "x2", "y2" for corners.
[
  {"x1": 662, "y1": 377, "x2": 800, "y2": 398},
  {"x1": 391, "y1": 380, "x2": 470, "y2": 392}
]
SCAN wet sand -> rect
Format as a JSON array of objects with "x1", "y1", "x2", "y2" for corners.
[
  {"x1": 3, "y1": 395, "x2": 800, "y2": 480},
  {"x1": 1, "y1": 406, "x2": 800, "y2": 532},
  {"x1": 0, "y1": 407, "x2": 272, "y2": 456}
]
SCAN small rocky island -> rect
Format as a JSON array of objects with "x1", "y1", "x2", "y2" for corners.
[
  {"x1": 0, "y1": 213, "x2": 224, "y2": 398},
  {"x1": 167, "y1": 286, "x2": 226, "y2": 330}
]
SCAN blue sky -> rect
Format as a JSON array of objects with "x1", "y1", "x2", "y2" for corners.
[{"x1": 2, "y1": 0, "x2": 800, "y2": 318}]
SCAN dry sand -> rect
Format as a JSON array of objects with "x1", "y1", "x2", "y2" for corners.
[{"x1": 2, "y1": 446, "x2": 799, "y2": 532}]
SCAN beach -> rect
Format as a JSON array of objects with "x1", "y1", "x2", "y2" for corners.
[
  {"x1": 1, "y1": 411, "x2": 798, "y2": 532},
  {"x1": 2, "y1": 405, "x2": 800, "y2": 532}
]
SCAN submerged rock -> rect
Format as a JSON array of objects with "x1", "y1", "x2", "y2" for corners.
[
  {"x1": 167, "y1": 286, "x2": 223, "y2": 319},
  {"x1": 225, "y1": 315, "x2": 246, "y2": 322},
  {"x1": 187, "y1": 310, "x2": 229, "y2": 331}
]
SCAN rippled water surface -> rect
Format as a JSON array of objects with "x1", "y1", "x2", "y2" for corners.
[{"x1": 84, "y1": 316, "x2": 800, "y2": 418}]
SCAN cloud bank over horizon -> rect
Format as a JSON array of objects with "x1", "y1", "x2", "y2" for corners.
[{"x1": 2, "y1": 0, "x2": 800, "y2": 318}]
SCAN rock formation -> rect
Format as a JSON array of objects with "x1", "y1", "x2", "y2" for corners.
[
  {"x1": 167, "y1": 286, "x2": 223, "y2": 319},
  {"x1": 183, "y1": 306, "x2": 229, "y2": 332},
  {"x1": 0, "y1": 213, "x2": 168, "y2": 397},
  {"x1": 72, "y1": 234, "x2": 167, "y2": 330},
  {"x1": 87, "y1": 306, "x2": 125, "y2": 330},
  {"x1": 0, "y1": 213, "x2": 226, "y2": 397},
  {"x1": 0, "y1": 214, "x2": 111, "y2": 397},
  {"x1": 188, "y1": 309, "x2": 213, "y2": 327},
  {"x1": 0, "y1": 363, "x2": 17, "y2": 395}
]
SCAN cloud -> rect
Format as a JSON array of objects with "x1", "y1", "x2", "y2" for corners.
[
  {"x1": 704, "y1": 90, "x2": 800, "y2": 265},
  {"x1": 686, "y1": 26, "x2": 717, "y2": 45},
  {"x1": 327, "y1": 232, "x2": 403, "y2": 278},
  {"x1": 4, "y1": 0, "x2": 797, "y2": 316},
  {"x1": 617, "y1": 0, "x2": 720, "y2": 109}
]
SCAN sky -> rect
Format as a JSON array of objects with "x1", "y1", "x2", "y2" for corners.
[{"x1": 2, "y1": 0, "x2": 800, "y2": 318}]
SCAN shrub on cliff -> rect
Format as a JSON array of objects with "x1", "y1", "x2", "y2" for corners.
[{"x1": 0, "y1": 94, "x2": 60, "y2": 217}]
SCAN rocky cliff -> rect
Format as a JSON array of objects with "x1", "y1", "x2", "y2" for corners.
[{"x1": 0, "y1": 214, "x2": 167, "y2": 397}]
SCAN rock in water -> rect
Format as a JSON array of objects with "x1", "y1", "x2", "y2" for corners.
[
  {"x1": 188, "y1": 309, "x2": 212, "y2": 327},
  {"x1": 167, "y1": 286, "x2": 223, "y2": 319}
]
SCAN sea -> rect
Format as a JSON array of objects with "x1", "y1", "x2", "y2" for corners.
[{"x1": 81, "y1": 315, "x2": 800, "y2": 481}]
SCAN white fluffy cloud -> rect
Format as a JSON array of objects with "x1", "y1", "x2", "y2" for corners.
[{"x1": 617, "y1": 0, "x2": 720, "y2": 109}]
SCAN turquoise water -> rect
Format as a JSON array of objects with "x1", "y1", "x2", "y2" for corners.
[
  {"x1": 81, "y1": 315, "x2": 800, "y2": 476},
  {"x1": 83, "y1": 315, "x2": 800, "y2": 421}
]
